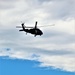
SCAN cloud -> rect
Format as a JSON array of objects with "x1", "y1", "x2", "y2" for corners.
[
  {"x1": 0, "y1": 0, "x2": 18, "y2": 10},
  {"x1": 36, "y1": 0, "x2": 75, "y2": 21},
  {"x1": 0, "y1": 0, "x2": 75, "y2": 72}
]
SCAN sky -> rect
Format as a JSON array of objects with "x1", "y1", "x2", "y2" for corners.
[{"x1": 0, "y1": 0, "x2": 75, "y2": 75}]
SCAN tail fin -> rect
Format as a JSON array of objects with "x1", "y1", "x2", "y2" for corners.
[{"x1": 21, "y1": 23, "x2": 25, "y2": 30}]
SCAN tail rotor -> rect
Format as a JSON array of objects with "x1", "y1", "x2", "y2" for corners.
[
  {"x1": 16, "y1": 21, "x2": 25, "y2": 31},
  {"x1": 16, "y1": 21, "x2": 25, "y2": 28}
]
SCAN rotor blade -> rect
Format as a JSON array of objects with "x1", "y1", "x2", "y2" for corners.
[
  {"x1": 22, "y1": 26, "x2": 34, "y2": 28},
  {"x1": 16, "y1": 26, "x2": 22, "y2": 28},
  {"x1": 38, "y1": 24, "x2": 55, "y2": 27},
  {"x1": 16, "y1": 26, "x2": 34, "y2": 28}
]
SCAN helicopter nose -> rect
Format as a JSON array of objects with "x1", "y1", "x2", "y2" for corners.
[{"x1": 41, "y1": 31, "x2": 43, "y2": 35}]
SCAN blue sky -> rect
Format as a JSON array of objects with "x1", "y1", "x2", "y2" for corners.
[
  {"x1": 0, "y1": 0, "x2": 75, "y2": 75},
  {"x1": 0, "y1": 56, "x2": 75, "y2": 75}
]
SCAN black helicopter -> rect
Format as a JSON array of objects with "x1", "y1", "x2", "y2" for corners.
[
  {"x1": 16, "y1": 21, "x2": 43, "y2": 37},
  {"x1": 16, "y1": 21, "x2": 55, "y2": 37}
]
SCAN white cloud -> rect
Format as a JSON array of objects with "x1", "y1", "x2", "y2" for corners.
[
  {"x1": 0, "y1": 0, "x2": 75, "y2": 72},
  {"x1": 38, "y1": 55, "x2": 75, "y2": 72}
]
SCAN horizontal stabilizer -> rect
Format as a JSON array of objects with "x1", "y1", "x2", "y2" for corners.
[{"x1": 19, "y1": 29, "x2": 24, "y2": 31}]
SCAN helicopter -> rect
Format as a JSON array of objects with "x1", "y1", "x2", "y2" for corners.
[{"x1": 16, "y1": 21, "x2": 55, "y2": 37}]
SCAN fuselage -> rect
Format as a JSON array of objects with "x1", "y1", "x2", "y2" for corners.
[{"x1": 24, "y1": 28, "x2": 43, "y2": 36}]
